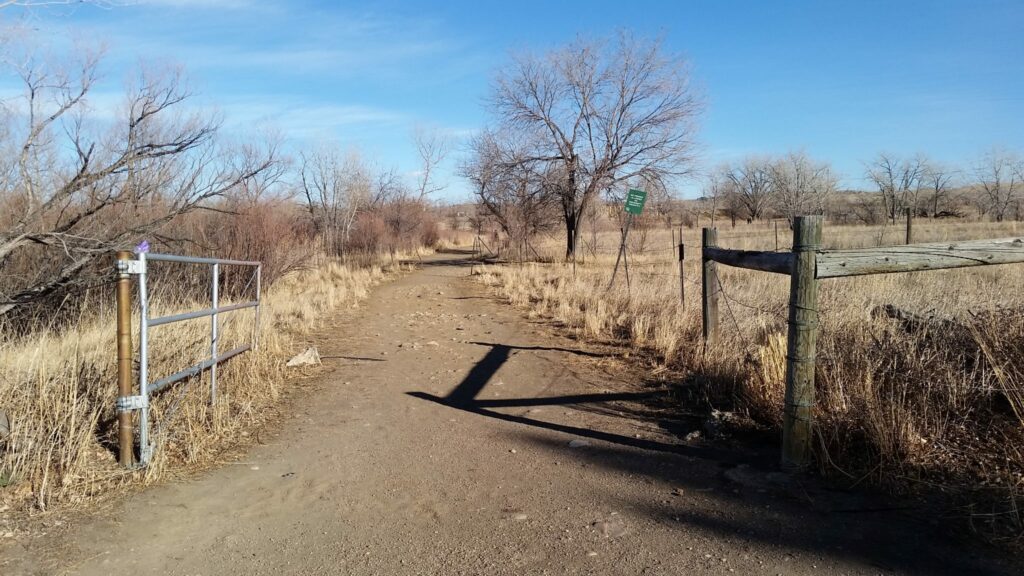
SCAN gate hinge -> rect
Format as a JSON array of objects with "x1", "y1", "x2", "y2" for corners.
[
  {"x1": 116, "y1": 395, "x2": 148, "y2": 411},
  {"x1": 116, "y1": 259, "x2": 146, "y2": 275}
]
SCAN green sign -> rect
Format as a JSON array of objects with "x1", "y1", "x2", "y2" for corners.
[{"x1": 624, "y1": 188, "x2": 647, "y2": 215}]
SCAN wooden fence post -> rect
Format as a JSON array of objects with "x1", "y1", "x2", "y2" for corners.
[
  {"x1": 701, "y1": 228, "x2": 719, "y2": 346},
  {"x1": 905, "y1": 207, "x2": 913, "y2": 245},
  {"x1": 782, "y1": 215, "x2": 822, "y2": 470}
]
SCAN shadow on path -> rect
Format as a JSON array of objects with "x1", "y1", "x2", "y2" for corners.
[
  {"x1": 408, "y1": 341, "x2": 759, "y2": 465},
  {"x1": 516, "y1": 432, "x2": 1010, "y2": 576},
  {"x1": 407, "y1": 339, "x2": 1019, "y2": 576}
]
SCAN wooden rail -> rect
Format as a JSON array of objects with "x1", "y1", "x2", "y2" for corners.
[
  {"x1": 700, "y1": 218, "x2": 1024, "y2": 471},
  {"x1": 816, "y1": 237, "x2": 1024, "y2": 278},
  {"x1": 702, "y1": 247, "x2": 793, "y2": 275}
]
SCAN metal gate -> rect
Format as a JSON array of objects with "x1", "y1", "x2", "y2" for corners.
[{"x1": 115, "y1": 251, "x2": 261, "y2": 466}]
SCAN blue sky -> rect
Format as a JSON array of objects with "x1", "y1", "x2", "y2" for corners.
[{"x1": 6, "y1": 0, "x2": 1023, "y2": 199}]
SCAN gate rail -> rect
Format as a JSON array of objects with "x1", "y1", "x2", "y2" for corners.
[{"x1": 115, "y1": 251, "x2": 261, "y2": 466}]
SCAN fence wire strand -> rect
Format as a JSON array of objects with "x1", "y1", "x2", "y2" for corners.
[{"x1": 716, "y1": 272, "x2": 754, "y2": 351}]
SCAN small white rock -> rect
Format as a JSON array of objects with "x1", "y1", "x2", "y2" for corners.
[{"x1": 286, "y1": 347, "x2": 321, "y2": 367}]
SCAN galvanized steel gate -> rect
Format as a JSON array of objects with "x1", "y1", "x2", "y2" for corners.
[{"x1": 115, "y1": 251, "x2": 261, "y2": 466}]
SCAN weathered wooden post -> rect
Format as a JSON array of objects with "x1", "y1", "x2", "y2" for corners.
[
  {"x1": 115, "y1": 250, "x2": 135, "y2": 466},
  {"x1": 905, "y1": 207, "x2": 913, "y2": 245},
  {"x1": 782, "y1": 215, "x2": 822, "y2": 470},
  {"x1": 701, "y1": 228, "x2": 719, "y2": 346}
]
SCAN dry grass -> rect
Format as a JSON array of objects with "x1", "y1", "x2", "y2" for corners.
[
  {"x1": 0, "y1": 254, "x2": 423, "y2": 523},
  {"x1": 477, "y1": 218, "x2": 1024, "y2": 540}
]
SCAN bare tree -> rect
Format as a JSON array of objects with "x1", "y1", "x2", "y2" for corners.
[
  {"x1": 770, "y1": 151, "x2": 837, "y2": 225},
  {"x1": 464, "y1": 129, "x2": 558, "y2": 260},
  {"x1": 700, "y1": 170, "x2": 728, "y2": 226},
  {"x1": 723, "y1": 156, "x2": 775, "y2": 221},
  {"x1": 921, "y1": 160, "x2": 958, "y2": 218},
  {"x1": 234, "y1": 128, "x2": 290, "y2": 205},
  {"x1": 379, "y1": 170, "x2": 433, "y2": 251},
  {"x1": 865, "y1": 153, "x2": 926, "y2": 223},
  {"x1": 412, "y1": 125, "x2": 450, "y2": 200},
  {"x1": 0, "y1": 54, "x2": 277, "y2": 319},
  {"x1": 299, "y1": 146, "x2": 370, "y2": 258},
  {"x1": 974, "y1": 149, "x2": 1022, "y2": 222},
  {"x1": 487, "y1": 32, "x2": 701, "y2": 259}
]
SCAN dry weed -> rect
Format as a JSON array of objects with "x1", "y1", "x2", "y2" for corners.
[
  {"x1": 480, "y1": 219, "x2": 1024, "y2": 539},
  {"x1": 0, "y1": 256, "x2": 412, "y2": 519}
]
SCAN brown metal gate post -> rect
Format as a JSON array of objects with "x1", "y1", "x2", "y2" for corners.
[
  {"x1": 905, "y1": 207, "x2": 913, "y2": 245},
  {"x1": 782, "y1": 215, "x2": 822, "y2": 470},
  {"x1": 115, "y1": 250, "x2": 135, "y2": 466},
  {"x1": 701, "y1": 228, "x2": 719, "y2": 346}
]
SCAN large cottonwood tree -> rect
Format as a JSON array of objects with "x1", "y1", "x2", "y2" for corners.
[{"x1": 485, "y1": 33, "x2": 702, "y2": 259}]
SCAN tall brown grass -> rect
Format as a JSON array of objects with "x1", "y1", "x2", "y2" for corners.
[
  {"x1": 477, "y1": 218, "x2": 1024, "y2": 540},
  {"x1": 0, "y1": 255, "x2": 424, "y2": 523}
]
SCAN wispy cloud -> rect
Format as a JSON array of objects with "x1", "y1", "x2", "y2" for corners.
[
  {"x1": 128, "y1": 0, "x2": 260, "y2": 10},
  {"x1": 11, "y1": 2, "x2": 488, "y2": 198},
  {"x1": 77, "y1": 6, "x2": 465, "y2": 80},
  {"x1": 219, "y1": 98, "x2": 407, "y2": 139}
]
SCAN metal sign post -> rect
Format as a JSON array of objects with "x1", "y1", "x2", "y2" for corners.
[{"x1": 608, "y1": 188, "x2": 647, "y2": 292}]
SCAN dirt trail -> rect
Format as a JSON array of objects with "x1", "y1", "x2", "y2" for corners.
[{"x1": 3, "y1": 252, "x2": 1019, "y2": 575}]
